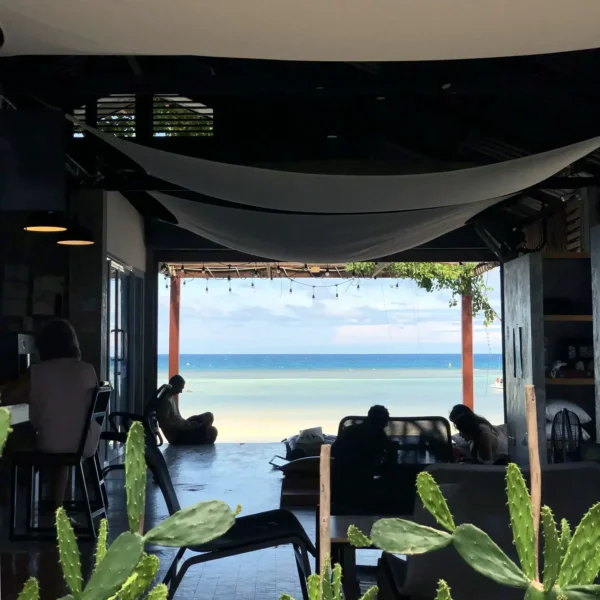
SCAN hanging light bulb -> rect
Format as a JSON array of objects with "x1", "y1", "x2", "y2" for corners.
[
  {"x1": 25, "y1": 211, "x2": 67, "y2": 233},
  {"x1": 202, "y1": 265, "x2": 206, "y2": 273},
  {"x1": 312, "y1": 286, "x2": 315, "y2": 299},
  {"x1": 325, "y1": 266, "x2": 330, "y2": 277},
  {"x1": 251, "y1": 280, "x2": 255, "y2": 288},
  {"x1": 205, "y1": 281, "x2": 209, "y2": 293},
  {"x1": 289, "y1": 282, "x2": 293, "y2": 294},
  {"x1": 335, "y1": 285, "x2": 339, "y2": 298},
  {"x1": 303, "y1": 264, "x2": 308, "y2": 271},
  {"x1": 56, "y1": 218, "x2": 95, "y2": 245},
  {"x1": 357, "y1": 283, "x2": 360, "y2": 290},
  {"x1": 276, "y1": 264, "x2": 281, "y2": 274}
]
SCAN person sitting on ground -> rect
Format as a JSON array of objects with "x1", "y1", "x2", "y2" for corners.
[
  {"x1": 156, "y1": 375, "x2": 218, "y2": 445},
  {"x1": 449, "y1": 404, "x2": 508, "y2": 464},
  {"x1": 2, "y1": 319, "x2": 99, "y2": 510},
  {"x1": 331, "y1": 405, "x2": 396, "y2": 509}
]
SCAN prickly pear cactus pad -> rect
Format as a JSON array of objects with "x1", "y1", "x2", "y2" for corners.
[
  {"x1": 557, "y1": 502, "x2": 600, "y2": 587},
  {"x1": 370, "y1": 517, "x2": 452, "y2": 554},
  {"x1": 416, "y1": 472, "x2": 456, "y2": 532},
  {"x1": 0, "y1": 407, "x2": 11, "y2": 456},
  {"x1": 125, "y1": 421, "x2": 147, "y2": 533},
  {"x1": 347, "y1": 524, "x2": 372, "y2": 548},
  {"x1": 143, "y1": 499, "x2": 235, "y2": 547},
  {"x1": 434, "y1": 580, "x2": 453, "y2": 600},
  {"x1": 55, "y1": 507, "x2": 83, "y2": 597},
  {"x1": 16, "y1": 577, "x2": 39, "y2": 600},
  {"x1": 146, "y1": 584, "x2": 169, "y2": 600},
  {"x1": 541, "y1": 506, "x2": 561, "y2": 591},
  {"x1": 114, "y1": 552, "x2": 160, "y2": 600},
  {"x1": 452, "y1": 524, "x2": 529, "y2": 589},
  {"x1": 94, "y1": 518, "x2": 109, "y2": 572},
  {"x1": 81, "y1": 532, "x2": 144, "y2": 600},
  {"x1": 506, "y1": 463, "x2": 536, "y2": 580}
]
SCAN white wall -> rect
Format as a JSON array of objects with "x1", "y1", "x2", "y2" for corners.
[{"x1": 106, "y1": 192, "x2": 146, "y2": 272}]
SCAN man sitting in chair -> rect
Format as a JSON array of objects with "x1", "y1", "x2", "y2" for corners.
[{"x1": 157, "y1": 375, "x2": 218, "y2": 445}]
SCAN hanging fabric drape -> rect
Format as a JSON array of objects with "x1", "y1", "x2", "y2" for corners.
[
  {"x1": 1, "y1": 2, "x2": 599, "y2": 61},
  {"x1": 151, "y1": 192, "x2": 506, "y2": 262},
  {"x1": 68, "y1": 118, "x2": 600, "y2": 215}
]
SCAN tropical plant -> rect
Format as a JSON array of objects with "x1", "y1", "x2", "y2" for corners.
[
  {"x1": 4, "y1": 416, "x2": 236, "y2": 600},
  {"x1": 279, "y1": 560, "x2": 378, "y2": 600},
  {"x1": 346, "y1": 262, "x2": 497, "y2": 326},
  {"x1": 349, "y1": 468, "x2": 600, "y2": 599}
]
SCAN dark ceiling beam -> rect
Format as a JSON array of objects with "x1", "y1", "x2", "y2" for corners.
[{"x1": 7, "y1": 73, "x2": 600, "y2": 97}]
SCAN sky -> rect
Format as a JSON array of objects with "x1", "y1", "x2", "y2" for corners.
[{"x1": 157, "y1": 268, "x2": 502, "y2": 355}]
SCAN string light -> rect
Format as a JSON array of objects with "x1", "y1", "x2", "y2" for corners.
[
  {"x1": 335, "y1": 285, "x2": 339, "y2": 298},
  {"x1": 357, "y1": 283, "x2": 360, "y2": 290},
  {"x1": 312, "y1": 286, "x2": 315, "y2": 299},
  {"x1": 289, "y1": 282, "x2": 293, "y2": 294},
  {"x1": 205, "y1": 280, "x2": 209, "y2": 293},
  {"x1": 251, "y1": 280, "x2": 255, "y2": 288},
  {"x1": 325, "y1": 266, "x2": 330, "y2": 277}
]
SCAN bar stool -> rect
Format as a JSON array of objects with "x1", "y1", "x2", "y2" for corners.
[{"x1": 9, "y1": 383, "x2": 112, "y2": 541}]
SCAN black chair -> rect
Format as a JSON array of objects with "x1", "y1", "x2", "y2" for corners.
[
  {"x1": 142, "y1": 432, "x2": 316, "y2": 600},
  {"x1": 551, "y1": 408, "x2": 583, "y2": 463},
  {"x1": 9, "y1": 383, "x2": 112, "y2": 540},
  {"x1": 337, "y1": 415, "x2": 453, "y2": 463},
  {"x1": 101, "y1": 384, "x2": 172, "y2": 477}
]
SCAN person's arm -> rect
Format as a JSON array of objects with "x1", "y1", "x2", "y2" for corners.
[
  {"x1": 0, "y1": 369, "x2": 31, "y2": 406},
  {"x1": 477, "y1": 427, "x2": 496, "y2": 463}
]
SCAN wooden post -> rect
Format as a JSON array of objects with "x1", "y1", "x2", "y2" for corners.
[
  {"x1": 462, "y1": 294, "x2": 474, "y2": 410},
  {"x1": 319, "y1": 443, "x2": 332, "y2": 580},
  {"x1": 525, "y1": 384, "x2": 541, "y2": 582},
  {"x1": 168, "y1": 276, "x2": 181, "y2": 404}
]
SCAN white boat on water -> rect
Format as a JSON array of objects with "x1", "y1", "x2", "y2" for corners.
[{"x1": 491, "y1": 377, "x2": 504, "y2": 391}]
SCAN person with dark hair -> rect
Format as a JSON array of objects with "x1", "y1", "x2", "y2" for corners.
[
  {"x1": 449, "y1": 404, "x2": 507, "y2": 464},
  {"x1": 331, "y1": 405, "x2": 396, "y2": 509},
  {"x1": 1, "y1": 319, "x2": 99, "y2": 509},
  {"x1": 156, "y1": 375, "x2": 218, "y2": 445}
]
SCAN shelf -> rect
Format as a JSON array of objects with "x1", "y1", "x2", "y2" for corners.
[
  {"x1": 544, "y1": 315, "x2": 593, "y2": 322},
  {"x1": 545, "y1": 378, "x2": 595, "y2": 386},
  {"x1": 542, "y1": 252, "x2": 590, "y2": 260}
]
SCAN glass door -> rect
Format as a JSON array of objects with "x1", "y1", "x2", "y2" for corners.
[{"x1": 104, "y1": 261, "x2": 132, "y2": 463}]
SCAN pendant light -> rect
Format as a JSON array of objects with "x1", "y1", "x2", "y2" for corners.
[
  {"x1": 24, "y1": 211, "x2": 67, "y2": 233},
  {"x1": 56, "y1": 218, "x2": 95, "y2": 246}
]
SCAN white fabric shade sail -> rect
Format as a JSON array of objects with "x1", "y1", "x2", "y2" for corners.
[
  {"x1": 71, "y1": 118, "x2": 600, "y2": 215},
  {"x1": 1, "y1": 2, "x2": 600, "y2": 61},
  {"x1": 75, "y1": 118, "x2": 600, "y2": 261},
  {"x1": 151, "y1": 193, "x2": 506, "y2": 262}
]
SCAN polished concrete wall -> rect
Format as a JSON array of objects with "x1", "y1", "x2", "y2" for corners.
[{"x1": 106, "y1": 191, "x2": 146, "y2": 273}]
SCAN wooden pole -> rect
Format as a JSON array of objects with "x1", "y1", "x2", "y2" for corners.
[
  {"x1": 319, "y1": 443, "x2": 332, "y2": 580},
  {"x1": 461, "y1": 295, "x2": 474, "y2": 410},
  {"x1": 525, "y1": 384, "x2": 541, "y2": 582},
  {"x1": 168, "y1": 276, "x2": 181, "y2": 404}
]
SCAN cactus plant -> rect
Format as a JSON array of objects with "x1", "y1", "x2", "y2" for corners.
[
  {"x1": 280, "y1": 559, "x2": 378, "y2": 600},
  {"x1": 145, "y1": 585, "x2": 168, "y2": 600},
  {"x1": 94, "y1": 519, "x2": 109, "y2": 572},
  {"x1": 417, "y1": 471, "x2": 456, "y2": 532},
  {"x1": 16, "y1": 577, "x2": 40, "y2": 600},
  {"x1": 55, "y1": 507, "x2": 83, "y2": 597},
  {"x1": 112, "y1": 552, "x2": 160, "y2": 600},
  {"x1": 355, "y1": 469, "x2": 600, "y2": 600},
  {"x1": 0, "y1": 406, "x2": 11, "y2": 457},
  {"x1": 434, "y1": 580, "x2": 453, "y2": 600},
  {"x1": 125, "y1": 421, "x2": 147, "y2": 533}
]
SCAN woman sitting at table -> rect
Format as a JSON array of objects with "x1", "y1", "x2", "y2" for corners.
[
  {"x1": 2, "y1": 319, "x2": 99, "y2": 509},
  {"x1": 449, "y1": 404, "x2": 508, "y2": 464}
]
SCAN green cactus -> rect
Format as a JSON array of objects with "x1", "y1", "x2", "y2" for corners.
[
  {"x1": 113, "y1": 552, "x2": 160, "y2": 600},
  {"x1": 94, "y1": 519, "x2": 109, "y2": 572},
  {"x1": 145, "y1": 584, "x2": 168, "y2": 600},
  {"x1": 279, "y1": 595, "x2": 295, "y2": 600},
  {"x1": 359, "y1": 588, "x2": 379, "y2": 600},
  {"x1": 434, "y1": 580, "x2": 453, "y2": 600},
  {"x1": 56, "y1": 507, "x2": 83, "y2": 598},
  {"x1": 307, "y1": 573, "x2": 320, "y2": 600},
  {"x1": 347, "y1": 524, "x2": 372, "y2": 548},
  {"x1": 541, "y1": 506, "x2": 561, "y2": 591},
  {"x1": 556, "y1": 585, "x2": 600, "y2": 599},
  {"x1": 125, "y1": 421, "x2": 147, "y2": 533},
  {"x1": 524, "y1": 583, "x2": 545, "y2": 599},
  {"x1": 506, "y1": 463, "x2": 536, "y2": 580},
  {"x1": 143, "y1": 499, "x2": 235, "y2": 547},
  {"x1": 452, "y1": 523, "x2": 530, "y2": 588},
  {"x1": 321, "y1": 560, "x2": 334, "y2": 600},
  {"x1": 416, "y1": 472, "x2": 456, "y2": 532},
  {"x1": 332, "y1": 562, "x2": 342, "y2": 600},
  {"x1": 16, "y1": 577, "x2": 39, "y2": 600},
  {"x1": 370, "y1": 517, "x2": 452, "y2": 554},
  {"x1": 0, "y1": 406, "x2": 12, "y2": 457},
  {"x1": 557, "y1": 502, "x2": 600, "y2": 587},
  {"x1": 81, "y1": 532, "x2": 144, "y2": 600},
  {"x1": 559, "y1": 519, "x2": 572, "y2": 563}
]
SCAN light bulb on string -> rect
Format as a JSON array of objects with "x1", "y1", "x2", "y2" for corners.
[
  {"x1": 202, "y1": 265, "x2": 206, "y2": 273},
  {"x1": 325, "y1": 266, "x2": 330, "y2": 277},
  {"x1": 251, "y1": 280, "x2": 255, "y2": 289},
  {"x1": 312, "y1": 286, "x2": 315, "y2": 299},
  {"x1": 357, "y1": 282, "x2": 360, "y2": 291},
  {"x1": 335, "y1": 285, "x2": 339, "y2": 298},
  {"x1": 396, "y1": 281, "x2": 399, "y2": 288},
  {"x1": 289, "y1": 282, "x2": 293, "y2": 294},
  {"x1": 205, "y1": 281, "x2": 209, "y2": 293}
]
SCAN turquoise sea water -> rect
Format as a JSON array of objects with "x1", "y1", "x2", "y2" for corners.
[{"x1": 157, "y1": 354, "x2": 504, "y2": 442}]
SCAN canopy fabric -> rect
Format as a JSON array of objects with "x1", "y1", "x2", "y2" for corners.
[
  {"x1": 71, "y1": 118, "x2": 600, "y2": 215},
  {"x1": 152, "y1": 192, "x2": 507, "y2": 262},
  {"x1": 2, "y1": 2, "x2": 600, "y2": 61}
]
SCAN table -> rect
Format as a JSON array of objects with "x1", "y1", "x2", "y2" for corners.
[{"x1": 1, "y1": 404, "x2": 29, "y2": 425}]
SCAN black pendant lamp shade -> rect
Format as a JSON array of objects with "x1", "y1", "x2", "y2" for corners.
[
  {"x1": 56, "y1": 218, "x2": 95, "y2": 246},
  {"x1": 24, "y1": 211, "x2": 67, "y2": 232}
]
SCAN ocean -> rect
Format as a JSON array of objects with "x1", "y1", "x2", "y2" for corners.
[{"x1": 157, "y1": 354, "x2": 504, "y2": 442}]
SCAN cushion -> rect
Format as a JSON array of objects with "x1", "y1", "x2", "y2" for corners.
[{"x1": 546, "y1": 400, "x2": 592, "y2": 425}]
